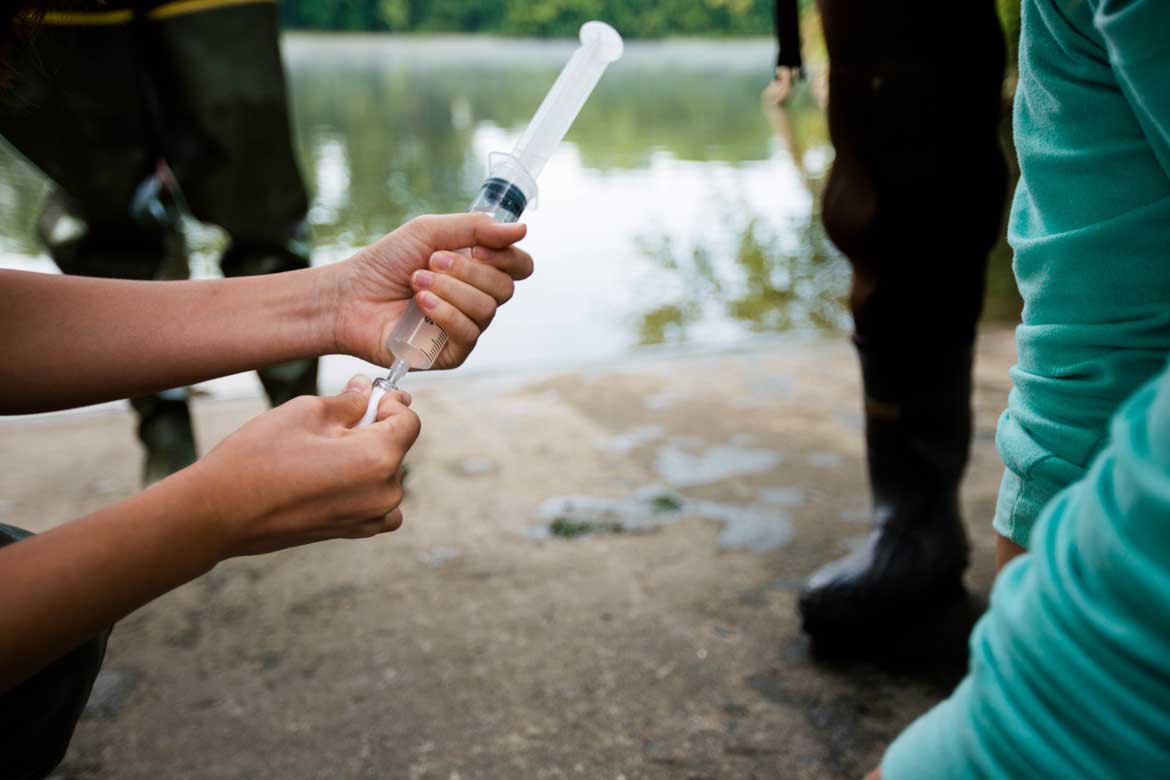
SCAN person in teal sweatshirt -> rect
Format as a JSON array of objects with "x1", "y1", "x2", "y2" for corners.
[{"x1": 875, "y1": 0, "x2": 1170, "y2": 776}]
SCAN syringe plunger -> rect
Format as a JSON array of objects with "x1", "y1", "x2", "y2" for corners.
[{"x1": 511, "y1": 21, "x2": 623, "y2": 180}]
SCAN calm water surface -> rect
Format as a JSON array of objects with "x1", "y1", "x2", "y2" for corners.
[{"x1": 0, "y1": 36, "x2": 1017, "y2": 398}]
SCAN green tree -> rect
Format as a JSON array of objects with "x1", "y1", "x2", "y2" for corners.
[{"x1": 279, "y1": 0, "x2": 776, "y2": 37}]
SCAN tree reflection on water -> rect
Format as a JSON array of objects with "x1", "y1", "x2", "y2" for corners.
[
  {"x1": 634, "y1": 76, "x2": 849, "y2": 346},
  {"x1": 636, "y1": 215, "x2": 850, "y2": 346},
  {"x1": 0, "y1": 36, "x2": 1019, "y2": 369}
]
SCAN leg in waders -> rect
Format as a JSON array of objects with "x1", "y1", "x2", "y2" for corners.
[
  {"x1": 0, "y1": 5, "x2": 196, "y2": 488},
  {"x1": 0, "y1": 1, "x2": 315, "y2": 486},
  {"x1": 144, "y1": 0, "x2": 317, "y2": 407},
  {"x1": 773, "y1": 0, "x2": 1009, "y2": 651}
]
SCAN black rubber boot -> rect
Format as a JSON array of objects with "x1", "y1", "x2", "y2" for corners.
[
  {"x1": 799, "y1": 342, "x2": 973, "y2": 648},
  {"x1": 132, "y1": 396, "x2": 198, "y2": 487}
]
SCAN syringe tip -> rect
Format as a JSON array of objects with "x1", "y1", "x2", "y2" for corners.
[
  {"x1": 361, "y1": 358, "x2": 411, "y2": 426},
  {"x1": 386, "y1": 357, "x2": 410, "y2": 389}
]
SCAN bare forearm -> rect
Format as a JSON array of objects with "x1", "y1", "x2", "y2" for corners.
[
  {"x1": 0, "y1": 268, "x2": 339, "y2": 413},
  {"x1": 0, "y1": 468, "x2": 226, "y2": 692}
]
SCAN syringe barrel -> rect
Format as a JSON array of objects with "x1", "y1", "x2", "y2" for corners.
[
  {"x1": 384, "y1": 154, "x2": 536, "y2": 370},
  {"x1": 384, "y1": 299, "x2": 448, "y2": 370},
  {"x1": 468, "y1": 152, "x2": 537, "y2": 223}
]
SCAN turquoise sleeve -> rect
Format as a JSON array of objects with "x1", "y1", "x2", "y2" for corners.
[
  {"x1": 1094, "y1": 0, "x2": 1170, "y2": 177},
  {"x1": 884, "y1": 359, "x2": 1170, "y2": 779},
  {"x1": 991, "y1": 0, "x2": 1170, "y2": 547}
]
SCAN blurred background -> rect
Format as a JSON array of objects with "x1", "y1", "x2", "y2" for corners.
[
  {"x1": 0, "y1": 3, "x2": 1029, "y2": 778},
  {"x1": 0, "y1": 0, "x2": 1022, "y2": 402}
]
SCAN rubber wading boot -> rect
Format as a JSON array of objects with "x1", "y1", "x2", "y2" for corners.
[
  {"x1": 798, "y1": 343, "x2": 973, "y2": 649},
  {"x1": 132, "y1": 395, "x2": 198, "y2": 487}
]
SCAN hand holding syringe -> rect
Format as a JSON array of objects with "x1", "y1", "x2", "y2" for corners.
[{"x1": 357, "y1": 21, "x2": 624, "y2": 426}]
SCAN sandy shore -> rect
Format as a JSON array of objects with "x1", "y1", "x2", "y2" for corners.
[{"x1": 1, "y1": 329, "x2": 1017, "y2": 779}]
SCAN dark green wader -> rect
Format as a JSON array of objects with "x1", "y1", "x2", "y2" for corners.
[
  {"x1": 0, "y1": 4, "x2": 311, "y2": 777},
  {"x1": 0, "y1": 0, "x2": 316, "y2": 487},
  {"x1": 777, "y1": 1, "x2": 1010, "y2": 652}
]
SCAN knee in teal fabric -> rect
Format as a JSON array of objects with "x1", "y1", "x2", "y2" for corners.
[{"x1": 885, "y1": 361, "x2": 1170, "y2": 780}]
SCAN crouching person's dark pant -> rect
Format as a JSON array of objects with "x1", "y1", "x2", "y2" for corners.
[{"x1": 0, "y1": 525, "x2": 110, "y2": 780}]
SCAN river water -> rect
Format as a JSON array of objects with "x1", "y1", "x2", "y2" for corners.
[{"x1": 0, "y1": 35, "x2": 1018, "y2": 398}]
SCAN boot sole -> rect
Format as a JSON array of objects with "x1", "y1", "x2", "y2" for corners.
[{"x1": 799, "y1": 574, "x2": 969, "y2": 653}]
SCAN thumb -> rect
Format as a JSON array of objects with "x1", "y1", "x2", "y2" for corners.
[
  {"x1": 410, "y1": 213, "x2": 526, "y2": 252},
  {"x1": 320, "y1": 374, "x2": 373, "y2": 426}
]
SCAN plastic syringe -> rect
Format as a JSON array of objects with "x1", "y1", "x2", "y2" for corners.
[{"x1": 357, "y1": 21, "x2": 623, "y2": 426}]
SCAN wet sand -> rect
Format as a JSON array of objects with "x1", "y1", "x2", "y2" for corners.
[{"x1": 0, "y1": 329, "x2": 1017, "y2": 779}]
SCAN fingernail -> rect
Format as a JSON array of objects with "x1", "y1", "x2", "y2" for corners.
[
  {"x1": 431, "y1": 253, "x2": 453, "y2": 271},
  {"x1": 413, "y1": 270, "x2": 433, "y2": 289},
  {"x1": 346, "y1": 374, "x2": 371, "y2": 392},
  {"x1": 470, "y1": 246, "x2": 487, "y2": 260},
  {"x1": 418, "y1": 291, "x2": 438, "y2": 310}
]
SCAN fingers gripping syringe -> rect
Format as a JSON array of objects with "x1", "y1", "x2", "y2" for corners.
[{"x1": 357, "y1": 21, "x2": 623, "y2": 426}]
